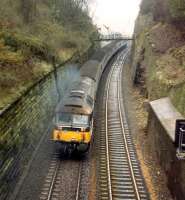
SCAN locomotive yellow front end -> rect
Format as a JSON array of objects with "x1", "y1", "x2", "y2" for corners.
[
  {"x1": 52, "y1": 112, "x2": 92, "y2": 153},
  {"x1": 52, "y1": 77, "x2": 95, "y2": 154}
]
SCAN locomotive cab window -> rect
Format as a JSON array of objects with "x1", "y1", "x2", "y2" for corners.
[
  {"x1": 55, "y1": 112, "x2": 90, "y2": 127},
  {"x1": 56, "y1": 112, "x2": 72, "y2": 124},
  {"x1": 73, "y1": 114, "x2": 89, "y2": 126}
]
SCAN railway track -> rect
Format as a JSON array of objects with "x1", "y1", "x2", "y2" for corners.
[
  {"x1": 39, "y1": 153, "x2": 88, "y2": 200},
  {"x1": 98, "y1": 50, "x2": 149, "y2": 200},
  {"x1": 39, "y1": 153, "x2": 61, "y2": 200}
]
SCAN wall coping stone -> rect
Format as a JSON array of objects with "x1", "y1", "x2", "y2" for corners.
[{"x1": 149, "y1": 97, "x2": 184, "y2": 142}]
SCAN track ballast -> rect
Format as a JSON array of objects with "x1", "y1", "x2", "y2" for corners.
[
  {"x1": 97, "y1": 50, "x2": 149, "y2": 200},
  {"x1": 39, "y1": 152, "x2": 88, "y2": 200}
]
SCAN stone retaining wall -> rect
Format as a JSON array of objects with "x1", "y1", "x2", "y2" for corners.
[
  {"x1": 0, "y1": 65, "x2": 69, "y2": 199},
  {"x1": 147, "y1": 97, "x2": 185, "y2": 199}
]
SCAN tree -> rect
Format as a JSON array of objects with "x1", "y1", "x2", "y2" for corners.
[{"x1": 21, "y1": 0, "x2": 37, "y2": 23}]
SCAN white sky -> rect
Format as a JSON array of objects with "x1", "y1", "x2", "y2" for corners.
[{"x1": 90, "y1": 0, "x2": 142, "y2": 36}]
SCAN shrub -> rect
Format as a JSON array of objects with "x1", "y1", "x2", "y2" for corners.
[
  {"x1": 169, "y1": 0, "x2": 185, "y2": 21},
  {"x1": 0, "y1": 39, "x2": 25, "y2": 65}
]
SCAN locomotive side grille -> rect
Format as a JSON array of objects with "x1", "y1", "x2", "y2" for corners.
[
  {"x1": 65, "y1": 104, "x2": 83, "y2": 108},
  {"x1": 69, "y1": 95, "x2": 83, "y2": 99}
]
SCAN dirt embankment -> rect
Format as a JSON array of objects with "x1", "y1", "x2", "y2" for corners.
[{"x1": 132, "y1": 0, "x2": 185, "y2": 116}]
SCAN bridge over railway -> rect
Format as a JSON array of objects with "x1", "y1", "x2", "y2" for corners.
[{"x1": 94, "y1": 34, "x2": 133, "y2": 41}]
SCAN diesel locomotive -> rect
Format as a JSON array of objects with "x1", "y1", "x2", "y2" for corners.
[{"x1": 52, "y1": 41, "x2": 127, "y2": 154}]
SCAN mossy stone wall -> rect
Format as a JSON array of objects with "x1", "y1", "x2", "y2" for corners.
[{"x1": 0, "y1": 66, "x2": 66, "y2": 199}]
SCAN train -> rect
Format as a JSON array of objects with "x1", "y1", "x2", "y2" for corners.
[{"x1": 52, "y1": 41, "x2": 127, "y2": 154}]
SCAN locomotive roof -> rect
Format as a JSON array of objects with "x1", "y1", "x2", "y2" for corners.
[
  {"x1": 80, "y1": 41, "x2": 123, "y2": 82},
  {"x1": 55, "y1": 41, "x2": 125, "y2": 116},
  {"x1": 71, "y1": 76, "x2": 94, "y2": 89},
  {"x1": 55, "y1": 97, "x2": 93, "y2": 115},
  {"x1": 55, "y1": 77, "x2": 95, "y2": 115},
  {"x1": 90, "y1": 41, "x2": 118, "y2": 61},
  {"x1": 91, "y1": 50, "x2": 106, "y2": 61},
  {"x1": 80, "y1": 60, "x2": 100, "y2": 81}
]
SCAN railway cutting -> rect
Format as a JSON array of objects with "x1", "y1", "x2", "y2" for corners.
[{"x1": 9, "y1": 42, "x2": 150, "y2": 200}]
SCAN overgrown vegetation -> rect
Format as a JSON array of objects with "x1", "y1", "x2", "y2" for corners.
[
  {"x1": 133, "y1": 0, "x2": 185, "y2": 115},
  {"x1": 0, "y1": 0, "x2": 99, "y2": 109},
  {"x1": 140, "y1": 0, "x2": 185, "y2": 22},
  {"x1": 169, "y1": 0, "x2": 185, "y2": 21}
]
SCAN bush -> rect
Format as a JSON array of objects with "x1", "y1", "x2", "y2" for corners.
[
  {"x1": 0, "y1": 28, "x2": 55, "y2": 62},
  {"x1": 0, "y1": 39, "x2": 25, "y2": 65},
  {"x1": 169, "y1": 0, "x2": 185, "y2": 21}
]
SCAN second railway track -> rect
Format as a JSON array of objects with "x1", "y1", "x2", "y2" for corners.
[
  {"x1": 98, "y1": 49, "x2": 149, "y2": 200},
  {"x1": 39, "y1": 152, "x2": 89, "y2": 200}
]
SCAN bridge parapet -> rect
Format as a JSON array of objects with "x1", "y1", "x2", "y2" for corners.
[{"x1": 95, "y1": 34, "x2": 133, "y2": 41}]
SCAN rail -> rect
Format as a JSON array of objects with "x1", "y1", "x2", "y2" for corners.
[{"x1": 98, "y1": 49, "x2": 149, "y2": 199}]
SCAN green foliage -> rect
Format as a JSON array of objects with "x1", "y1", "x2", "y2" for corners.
[
  {"x1": 0, "y1": 38, "x2": 25, "y2": 65},
  {"x1": 0, "y1": 0, "x2": 98, "y2": 63},
  {"x1": 140, "y1": 0, "x2": 154, "y2": 14},
  {"x1": 140, "y1": 0, "x2": 185, "y2": 22},
  {"x1": 169, "y1": 0, "x2": 185, "y2": 20},
  {"x1": 135, "y1": 0, "x2": 185, "y2": 116},
  {"x1": 0, "y1": 0, "x2": 98, "y2": 110},
  {"x1": 170, "y1": 84, "x2": 185, "y2": 116},
  {"x1": 4, "y1": 32, "x2": 50, "y2": 59},
  {"x1": 0, "y1": 0, "x2": 22, "y2": 25}
]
